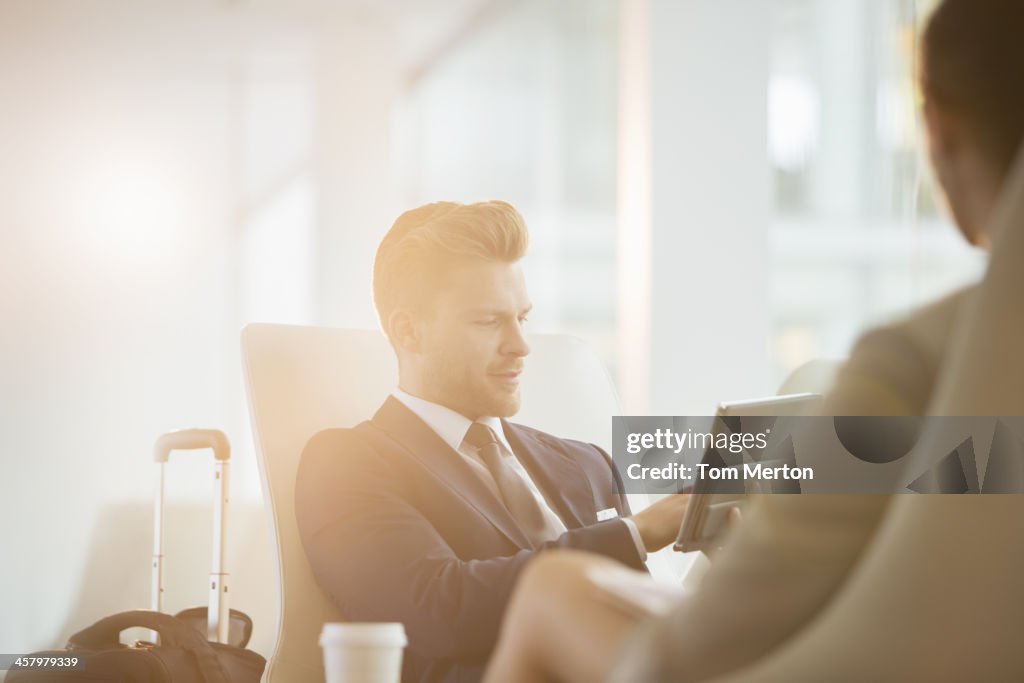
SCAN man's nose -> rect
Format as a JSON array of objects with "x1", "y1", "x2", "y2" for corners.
[{"x1": 502, "y1": 319, "x2": 531, "y2": 357}]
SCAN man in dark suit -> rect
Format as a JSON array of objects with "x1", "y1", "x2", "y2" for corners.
[{"x1": 295, "y1": 200, "x2": 688, "y2": 683}]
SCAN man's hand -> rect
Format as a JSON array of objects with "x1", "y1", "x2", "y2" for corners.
[{"x1": 629, "y1": 494, "x2": 690, "y2": 552}]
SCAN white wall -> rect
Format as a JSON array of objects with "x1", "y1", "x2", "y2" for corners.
[
  {"x1": 647, "y1": 0, "x2": 773, "y2": 414},
  {"x1": 617, "y1": 0, "x2": 774, "y2": 415}
]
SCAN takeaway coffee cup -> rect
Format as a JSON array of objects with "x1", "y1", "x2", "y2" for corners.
[{"x1": 320, "y1": 622, "x2": 407, "y2": 683}]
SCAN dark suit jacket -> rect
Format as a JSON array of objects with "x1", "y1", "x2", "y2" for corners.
[{"x1": 295, "y1": 396, "x2": 644, "y2": 683}]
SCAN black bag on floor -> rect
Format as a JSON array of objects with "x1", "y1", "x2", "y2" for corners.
[{"x1": 7, "y1": 610, "x2": 266, "y2": 683}]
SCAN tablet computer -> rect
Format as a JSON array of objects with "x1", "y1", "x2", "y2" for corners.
[{"x1": 673, "y1": 392, "x2": 822, "y2": 553}]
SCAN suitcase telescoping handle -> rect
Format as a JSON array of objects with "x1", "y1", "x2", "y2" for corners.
[{"x1": 151, "y1": 429, "x2": 231, "y2": 646}]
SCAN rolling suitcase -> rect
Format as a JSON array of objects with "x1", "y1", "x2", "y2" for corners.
[{"x1": 7, "y1": 429, "x2": 266, "y2": 682}]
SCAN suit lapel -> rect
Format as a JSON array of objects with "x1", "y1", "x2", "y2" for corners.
[
  {"x1": 502, "y1": 421, "x2": 594, "y2": 529},
  {"x1": 370, "y1": 397, "x2": 532, "y2": 549}
]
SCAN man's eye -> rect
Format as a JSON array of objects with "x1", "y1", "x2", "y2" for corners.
[{"x1": 518, "y1": 316, "x2": 529, "y2": 324}]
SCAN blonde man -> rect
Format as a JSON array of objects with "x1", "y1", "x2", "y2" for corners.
[{"x1": 295, "y1": 201, "x2": 688, "y2": 683}]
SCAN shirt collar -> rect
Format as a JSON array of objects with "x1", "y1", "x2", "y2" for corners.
[{"x1": 391, "y1": 388, "x2": 513, "y2": 454}]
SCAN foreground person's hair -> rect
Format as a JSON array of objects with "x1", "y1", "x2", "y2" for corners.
[{"x1": 922, "y1": 0, "x2": 1024, "y2": 178}]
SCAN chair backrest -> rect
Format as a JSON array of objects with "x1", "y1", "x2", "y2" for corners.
[{"x1": 241, "y1": 324, "x2": 621, "y2": 682}]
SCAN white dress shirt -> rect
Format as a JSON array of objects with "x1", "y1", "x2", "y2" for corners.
[{"x1": 392, "y1": 388, "x2": 646, "y2": 558}]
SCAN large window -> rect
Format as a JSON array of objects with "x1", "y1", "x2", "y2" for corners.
[
  {"x1": 398, "y1": 0, "x2": 987, "y2": 404},
  {"x1": 768, "y1": 0, "x2": 985, "y2": 384}
]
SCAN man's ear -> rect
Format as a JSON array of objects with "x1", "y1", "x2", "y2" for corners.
[{"x1": 387, "y1": 308, "x2": 421, "y2": 353}]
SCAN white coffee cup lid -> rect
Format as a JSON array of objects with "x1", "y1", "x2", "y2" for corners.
[{"x1": 320, "y1": 622, "x2": 408, "y2": 648}]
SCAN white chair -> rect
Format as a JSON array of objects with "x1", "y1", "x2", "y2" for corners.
[{"x1": 241, "y1": 325, "x2": 621, "y2": 682}]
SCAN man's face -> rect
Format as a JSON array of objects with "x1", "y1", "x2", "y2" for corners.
[{"x1": 409, "y1": 259, "x2": 532, "y2": 420}]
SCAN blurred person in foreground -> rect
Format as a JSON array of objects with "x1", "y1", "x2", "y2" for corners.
[
  {"x1": 295, "y1": 201, "x2": 689, "y2": 683},
  {"x1": 483, "y1": 1, "x2": 1024, "y2": 681}
]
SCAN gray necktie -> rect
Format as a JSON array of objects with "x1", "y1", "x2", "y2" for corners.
[{"x1": 463, "y1": 423, "x2": 562, "y2": 547}]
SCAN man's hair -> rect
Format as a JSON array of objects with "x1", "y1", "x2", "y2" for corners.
[
  {"x1": 922, "y1": 0, "x2": 1024, "y2": 178},
  {"x1": 372, "y1": 200, "x2": 529, "y2": 332}
]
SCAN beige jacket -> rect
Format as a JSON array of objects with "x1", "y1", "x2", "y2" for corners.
[{"x1": 610, "y1": 288, "x2": 972, "y2": 683}]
